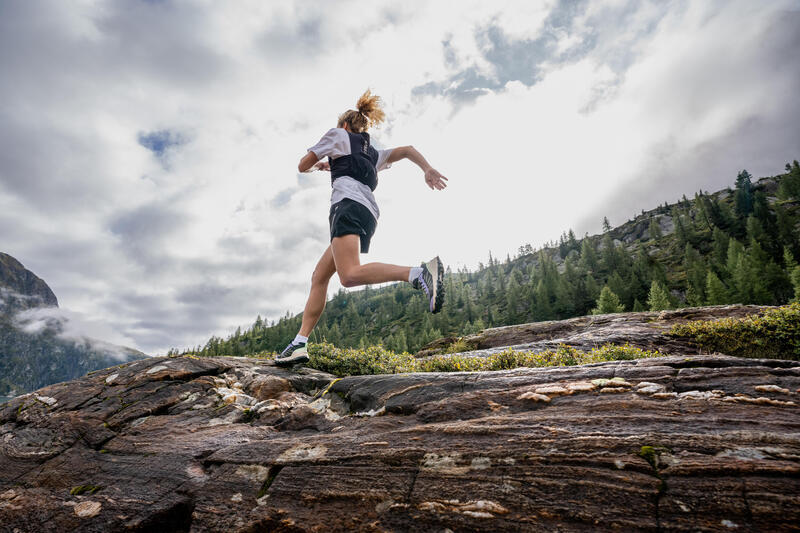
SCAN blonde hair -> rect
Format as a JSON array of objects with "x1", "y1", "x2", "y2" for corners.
[{"x1": 337, "y1": 89, "x2": 385, "y2": 133}]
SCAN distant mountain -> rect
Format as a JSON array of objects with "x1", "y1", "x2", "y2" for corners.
[
  {"x1": 0, "y1": 252, "x2": 58, "y2": 313},
  {"x1": 0, "y1": 252, "x2": 147, "y2": 401}
]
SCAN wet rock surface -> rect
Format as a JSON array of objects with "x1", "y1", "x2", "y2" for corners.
[{"x1": 1, "y1": 348, "x2": 798, "y2": 532}]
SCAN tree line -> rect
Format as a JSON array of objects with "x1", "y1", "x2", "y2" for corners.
[{"x1": 175, "y1": 161, "x2": 800, "y2": 357}]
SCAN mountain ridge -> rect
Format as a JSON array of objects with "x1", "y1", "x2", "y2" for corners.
[
  {"x1": 0, "y1": 252, "x2": 147, "y2": 400},
  {"x1": 0, "y1": 252, "x2": 58, "y2": 314}
]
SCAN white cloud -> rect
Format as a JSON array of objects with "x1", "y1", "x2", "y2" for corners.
[{"x1": 1, "y1": 0, "x2": 798, "y2": 353}]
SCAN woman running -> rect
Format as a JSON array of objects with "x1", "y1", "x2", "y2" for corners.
[{"x1": 275, "y1": 90, "x2": 448, "y2": 367}]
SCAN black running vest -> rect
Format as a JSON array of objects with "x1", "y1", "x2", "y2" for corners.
[{"x1": 329, "y1": 131, "x2": 380, "y2": 191}]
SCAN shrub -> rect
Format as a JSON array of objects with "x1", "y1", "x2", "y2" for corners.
[
  {"x1": 305, "y1": 341, "x2": 663, "y2": 377},
  {"x1": 307, "y1": 342, "x2": 417, "y2": 376},
  {"x1": 442, "y1": 338, "x2": 475, "y2": 354},
  {"x1": 669, "y1": 303, "x2": 800, "y2": 359}
]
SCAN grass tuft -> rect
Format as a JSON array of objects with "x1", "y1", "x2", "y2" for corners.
[
  {"x1": 670, "y1": 303, "x2": 800, "y2": 359},
  {"x1": 304, "y1": 341, "x2": 663, "y2": 377}
]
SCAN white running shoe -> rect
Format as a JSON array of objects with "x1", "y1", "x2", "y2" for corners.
[{"x1": 412, "y1": 256, "x2": 445, "y2": 313}]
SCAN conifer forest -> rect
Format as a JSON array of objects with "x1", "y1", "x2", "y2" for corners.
[{"x1": 180, "y1": 161, "x2": 800, "y2": 357}]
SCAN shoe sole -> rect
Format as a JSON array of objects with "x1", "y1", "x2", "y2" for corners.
[
  {"x1": 424, "y1": 256, "x2": 445, "y2": 314},
  {"x1": 274, "y1": 352, "x2": 310, "y2": 367}
]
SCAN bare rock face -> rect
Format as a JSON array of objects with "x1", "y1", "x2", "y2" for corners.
[
  {"x1": 0, "y1": 252, "x2": 58, "y2": 313},
  {"x1": 1, "y1": 351, "x2": 799, "y2": 532},
  {"x1": 418, "y1": 304, "x2": 771, "y2": 357}
]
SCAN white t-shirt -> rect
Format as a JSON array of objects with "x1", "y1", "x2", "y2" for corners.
[{"x1": 308, "y1": 128, "x2": 393, "y2": 221}]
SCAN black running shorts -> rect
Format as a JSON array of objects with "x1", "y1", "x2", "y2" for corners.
[{"x1": 329, "y1": 198, "x2": 377, "y2": 253}]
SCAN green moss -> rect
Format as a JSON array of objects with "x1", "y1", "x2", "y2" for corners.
[
  {"x1": 69, "y1": 485, "x2": 101, "y2": 495},
  {"x1": 638, "y1": 445, "x2": 671, "y2": 471},
  {"x1": 98, "y1": 449, "x2": 109, "y2": 454},
  {"x1": 638, "y1": 446, "x2": 659, "y2": 469},
  {"x1": 442, "y1": 338, "x2": 477, "y2": 354},
  {"x1": 670, "y1": 303, "x2": 800, "y2": 359},
  {"x1": 256, "y1": 466, "x2": 283, "y2": 499},
  {"x1": 318, "y1": 378, "x2": 342, "y2": 398}
]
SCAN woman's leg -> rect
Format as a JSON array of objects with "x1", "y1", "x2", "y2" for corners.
[
  {"x1": 331, "y1": 234, "x2": 411, "y2": 287},
  {"x1": 298, "y1": 245, "x2": 337, "y2": 337}
]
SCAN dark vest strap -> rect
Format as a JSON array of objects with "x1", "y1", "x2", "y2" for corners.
[{"x1": 330, "y1": 131, "x2": 380, "y2": 191}]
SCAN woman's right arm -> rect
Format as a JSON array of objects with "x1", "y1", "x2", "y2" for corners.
[
  {"x1": 388, "y1": 145, "x2": 448, "y2": 190},
  {"x1": 298, "y1": 151, "x2": 319, "y2": 172}
]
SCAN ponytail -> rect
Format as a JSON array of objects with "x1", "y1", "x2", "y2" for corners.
[{"x1": 338, "y1": 89, "x2": 385, "y2": 133}]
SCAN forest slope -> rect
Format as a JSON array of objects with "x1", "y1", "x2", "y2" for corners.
[{"x1": 184, "y1": 161, "x2": 800, "y2": 357}]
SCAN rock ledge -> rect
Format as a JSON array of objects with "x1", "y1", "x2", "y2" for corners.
[{"x1": 1, "y1": 350, "x2": 799, "y2": 531}]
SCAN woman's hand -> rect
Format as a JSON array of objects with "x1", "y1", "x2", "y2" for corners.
[
  {"x1": 424, "y1": 168, "x2": 448, "y2": 190},
  {"x1": 314, "y1": 161, "x2": 330, "y2": 172}
]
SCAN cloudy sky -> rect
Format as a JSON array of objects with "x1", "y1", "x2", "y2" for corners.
[{"x1": 1, "y1": 0, "x2": 799, "y2": 354}]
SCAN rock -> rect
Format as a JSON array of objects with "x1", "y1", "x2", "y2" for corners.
[
  {"x1": 516, "y1": 391, "x2": 551, "y2": 402},
  {"x1": 566, "y1": 381, "x2": 596, "y2": 392},
  {"x1": 533, "y1": 385, "x2": 571, "y2": 396},
  {"x1": 248, "y1": 375, "x2": 292, "y2": 400},
  {"x1": 419, "y1": 305, "x2": 771, "y2": 357},
  {"x1": 1, "y1": 353, "x2": 799, "y2": 532},
  {"x1": 73, "y1": 500, "x2": 101, "y2": 518},
  {"x1": 0, "y1": 252, "x2": 58, "y2": 311},
  {"x1": 1, "y1": 252, "x2": 148, "y2": 400},
  {"x1": 755, "y1": 384, "x2": 791, "y2": 394},
  {"x1": 599, "y1": 386, "x2": 629, "y2": 394}
]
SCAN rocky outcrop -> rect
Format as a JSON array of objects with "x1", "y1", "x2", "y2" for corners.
[
  {"x1": 418, "y1": 304, "x2": 770, "y2": 357},
  {"x1": 0, "y1": 253, "x2": 58, "y2": 313},
  {"x1": 1, "y1": 351, "x2": 798, "y2": 532},
  {"x1": 0, "y1": 252, "x2": 147, "y2": 399}
]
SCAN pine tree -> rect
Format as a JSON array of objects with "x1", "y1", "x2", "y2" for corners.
[
  {"x1": 778, "y1": 160, "x2": 800, "y2": 200},
  {"x1": 785, "y1": 246, "x2": 799, "y2": 272},
  {"x1": 776, "y1": 204, "x2": 799, "y2": 257},
  {"x1": 734, "y1": 169, "x2": 754, "y2": 218},
  {"x1": 683, "y1": 244, "x2": 706, "y2": 306},
  {"x1": 672, "y1": 207, "x2": 689, "y2": 247},
  {"x1": 694, "y1": 192, "x2": 714, "y2": 230},
  {"x1": 712, "y1": 228, "x2": 730, "y2": 269},
  {"x1": 752, "y1": 192, "x2": 780, "y2": 259},
  {"x1": 505, "y1": 275, "x2": 522, "y2": 324},
  {"x1": 580, "y1": 238, "x2": 599, "y2": 272},
  {"x1": 394, "y1": 330, "x2": 408, "y2": 352},
  {"x1": 600, "y1": 233, "x2": 619, "y2": 272},
  {"x1": 603, "y1": 217, "x2": 612, "y2": 233},
  {"x1": 705, "y1": 271, "x2": 729, "y2": 305},
  {"x1": 592, "y1": 286, "x2": 625, "y2": 314},
  {"x1": 648, "y1": 217, "x2": 662, "y2": 240},
  {"x1": 685, "y1": 283, "x2": 703, "y2": 307},
  {"x1": 647, "y1": 280, "x2": 672, "y2": 311},
  {"x1": 792, "y1": 266, "x2": 800, "y2": 303},
  {"x1": 607, "y1": 271, "x2": 628, "y2": 309},
  {"x1": 746, "y1": 216, "x2": 766, "y2": 247},
  {"x1": 567, "y1": 229, "x2": 578, "y2": 253}
]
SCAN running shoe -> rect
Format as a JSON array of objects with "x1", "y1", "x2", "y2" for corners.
[
  {"x1": 275, "y1": 341, "x2": 309, "y2": 367},
  {"x1": 412, "y1": 256, "x2": 445, "y2": 313}
]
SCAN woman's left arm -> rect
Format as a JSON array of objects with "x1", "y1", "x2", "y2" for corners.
[{"x1": 387, "y1": 146, "x2": 448, "y2": 190}]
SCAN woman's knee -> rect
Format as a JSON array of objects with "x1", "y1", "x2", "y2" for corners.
[
  {"x1": 311, "y1": 266, "x2": 332, "y2": 287},
  {"x1": 337, "y1": 269, "x2": 360, "y2": 288}
]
